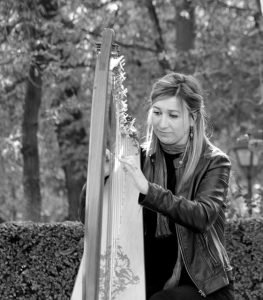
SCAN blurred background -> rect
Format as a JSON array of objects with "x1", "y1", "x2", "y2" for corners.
[{"x1": 0, "y1": 0, "x2": 262, "y2": 223}]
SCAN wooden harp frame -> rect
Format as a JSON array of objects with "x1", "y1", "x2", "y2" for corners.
[{"x1": 83, "y1": 28, "x2": 115, "y2": 300}]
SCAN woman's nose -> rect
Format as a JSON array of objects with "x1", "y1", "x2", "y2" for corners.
[{"x1": 159, "y1": 115, "x2": 168, "y2": 129}]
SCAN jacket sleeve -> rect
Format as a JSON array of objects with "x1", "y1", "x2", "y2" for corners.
[{"x1": 139, "y1": 154, "x2": 231, "y2": 233}]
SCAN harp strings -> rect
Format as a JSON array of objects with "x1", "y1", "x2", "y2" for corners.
[
  {"x1": 99, "y1": 47, "x2": 138, "y2": 298},
  {"x1": 105, "y1": 59, "x2": 133, "y2": 297}
]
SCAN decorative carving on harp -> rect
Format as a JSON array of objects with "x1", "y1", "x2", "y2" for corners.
[{"x1": 71, "y1": 29, "x2": 146, "y2": 300}]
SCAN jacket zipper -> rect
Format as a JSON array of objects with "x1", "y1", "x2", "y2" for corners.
[
  {"x1": 202, "y1": 233, "x2": 219, "y2": 267},
  {"x1": 216, "y1": 213, "x2": 225, "y2": 237},
  {"x1": 176, "y1": 226, "x2": 206, "y2": 297},
  {"x1": 174, "y1": 169, "x2": 206, "y2": 296}
]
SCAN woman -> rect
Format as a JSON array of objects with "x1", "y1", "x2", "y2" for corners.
[{"x1": 119, "y1": 72, "x2": 235, "y2": 299}]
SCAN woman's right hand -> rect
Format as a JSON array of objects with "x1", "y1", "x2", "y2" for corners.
[{"x1": 119, "y1": 155, "x2": 149, "y2": 195}]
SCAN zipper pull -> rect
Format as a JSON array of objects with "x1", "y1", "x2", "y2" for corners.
[{"x1": 199, "y1": 290, "x2": 206, "y2": 297}]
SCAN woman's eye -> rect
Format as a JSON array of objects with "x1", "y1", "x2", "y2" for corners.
[
  {"x1": 153, "y1": 111, "x2": 161, "y2": 116},
  {"x1": 169, "y1": 114, "x2": 178, "y2": 119}
]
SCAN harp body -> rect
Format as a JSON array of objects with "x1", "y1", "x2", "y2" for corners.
[{"x1": 71, "y1": 29, "x2": 145, "y2": 300}]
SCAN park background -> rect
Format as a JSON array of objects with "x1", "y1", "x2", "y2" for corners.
[{"x1": 0, "y1": 0, "x2": 262, "y2": 299}]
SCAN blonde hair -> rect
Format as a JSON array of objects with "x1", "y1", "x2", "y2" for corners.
[{"x1": 143, "y1": 72, "x2": 211, "y2": 191}]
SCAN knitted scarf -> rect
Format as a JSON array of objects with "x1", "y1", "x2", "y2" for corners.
[{"x1": 149, "y1": 140, "x2": 186, "y2": 237}]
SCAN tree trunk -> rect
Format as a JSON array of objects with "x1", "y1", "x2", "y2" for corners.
[
  {"x1": 63, "y1": 163, "x2": 85, "y2": 221},
  {"x1": 173, "y1": 0, "x2": 196, "y2": 74},
  {"x1": 55, "y1": 110, "x2": 87, "y2": 221},
  {"x1": 176, "y1": 0, "x2": 195, "y2": 51},
  {"x1": 21, "y1": 65, "x2": 42, "y2": 221}
]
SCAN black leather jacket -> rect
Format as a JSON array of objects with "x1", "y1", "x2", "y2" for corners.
[{"x1": 139, "y1": 142, "x2": 233, "y2": 297}]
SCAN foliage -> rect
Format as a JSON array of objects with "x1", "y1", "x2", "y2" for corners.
[
  {"x1": 0, "y1": 219, "x2": 262, "y2": 299},
  {"x1": 0, "y1": 0, "x2": 262, "y2": 220},
  {"x1": 0, "y1": 221, "x2": 83, "y2": 299},
  {"x1": 226, "y1": 218, "x2": 263, "y2": 300}
]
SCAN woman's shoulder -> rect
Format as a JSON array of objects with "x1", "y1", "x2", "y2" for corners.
[{"x1": 203, "y1": 141, "x2": 230, "y2": 164}]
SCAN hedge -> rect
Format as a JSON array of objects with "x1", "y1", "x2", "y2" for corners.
[
  {"x1": 225, "y1": 218, "x2": 263, "y2": 300},
  {"x1": 0, "y1": 222, "x2": 83, "y2": 300},
  {"x1": 0, "y1": 218, "x2": 262, "y2": 299}
]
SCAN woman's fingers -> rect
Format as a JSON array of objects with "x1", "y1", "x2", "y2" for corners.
[
  {"x1": 118, "y1": 156, "x2": 149, "y2": 195},
  {"x1": 119, "y1": 156, "x2": 138, "y2": 172}
]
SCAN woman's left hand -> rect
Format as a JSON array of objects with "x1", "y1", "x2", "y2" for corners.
[{"x1": 119, "y1": 156, "x2": 149, "y2": 195}]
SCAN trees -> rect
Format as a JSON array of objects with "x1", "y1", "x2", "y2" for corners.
[{"x1": 0, "y1": 0, "x2": 262, "y2": 221}]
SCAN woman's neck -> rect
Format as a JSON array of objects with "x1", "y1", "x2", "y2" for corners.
[{"x1": 159, "y1": 141, "x2": 187, "y2": 155}]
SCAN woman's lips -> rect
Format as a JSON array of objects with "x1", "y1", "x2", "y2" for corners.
[{"x1": 157, "y1": 130, "x2": 171, "y2": 134}]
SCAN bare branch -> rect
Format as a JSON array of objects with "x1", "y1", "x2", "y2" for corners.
[
  {"x1": 211, "y1": 0, "x2": 249, "y2": 12},
  {"x1": 85, "y1": 30, "x2": 156, "y2": 53},
  {"x1": 82, "y1": 0, "x2": 119, "y2": 10},
  {"x1": 115, "y1": 41, "x2": 156, "y2": 53}
]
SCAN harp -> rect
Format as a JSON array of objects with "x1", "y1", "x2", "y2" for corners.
[{"x1": 71, "y1": 29, "x2": 146, "y2": 300}]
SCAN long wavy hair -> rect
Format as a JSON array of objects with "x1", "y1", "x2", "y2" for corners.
[{"x1": 142, "y1": 72, "x2": 212, "y2": 192}]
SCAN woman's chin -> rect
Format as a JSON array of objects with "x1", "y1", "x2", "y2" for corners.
[{"x1": 158, "y1": 137, "x2": 176, "y2": 145}]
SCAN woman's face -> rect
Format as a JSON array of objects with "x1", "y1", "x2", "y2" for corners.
[{"x1": 152, "y1": 96, "x2": 192, "y2": 145}]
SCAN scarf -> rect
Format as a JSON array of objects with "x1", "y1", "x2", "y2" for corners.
[
  {"x1": 142, "y1": 138, "x2": 188, "y2": 289},
  {"x1": 152, "y1": 140, "x2": 186, "y2": 237},
  {"x1": 157, "y1": 141, "x2": 187, "y2": 289}
]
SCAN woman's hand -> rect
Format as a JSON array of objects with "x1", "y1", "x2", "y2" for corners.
[{"x1": 119, "y1": 155, "x2": 149, "y2": 195}]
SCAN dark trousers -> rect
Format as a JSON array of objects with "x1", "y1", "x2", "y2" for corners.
[
  {"x1": 149, "y1": 281, "x2": 235, "y2": 300},
  {"x1": 145, "y1": 235, "x2": 235, "y2": 300}
]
